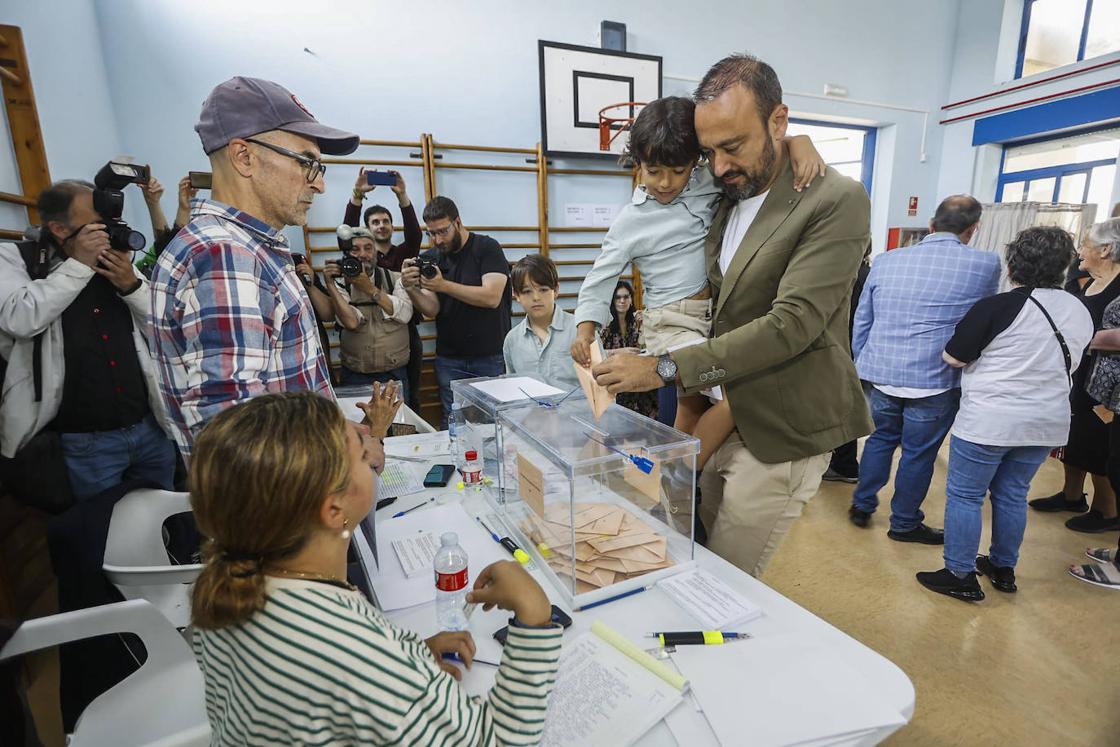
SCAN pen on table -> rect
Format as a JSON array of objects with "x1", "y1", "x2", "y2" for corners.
[
  {"x1": 441, "y1": 652, "x2": 499, "y2": 667},
  {"x1": 392, "y1": 497, "x2": 435, "y2": 518},
  {"x1": 476, "y1": 516, "x2": 531, "y2": 565},
  {"x1": 645, "y1": 631, "x2": 750, "y2": 646},
  {"x1": 572, "y1": 585, "x2": 650, "y2": 612}
]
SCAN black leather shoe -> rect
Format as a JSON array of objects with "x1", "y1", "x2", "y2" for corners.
[
  {"x1": 848, "y1": 506, "x2": 872, "y2": 528},
  {"x1": 976, "y1": 555, "x2": 1017, "y2": 593},
  {"x1": 916, "y1": 568, "x2": 985, "y2": 602},
  {"x1": 888, "y1": 523, "x2": 944, "y2": 545},
  {"x1": 1028, "y1": 491, "x2": 1088, "y2": 513}
]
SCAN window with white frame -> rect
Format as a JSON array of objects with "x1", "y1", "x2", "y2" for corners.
[
  {"x1": 785, "y1": 119, "x2": 876, "y2": 194},
  {"x1": 997, "y1": 128, "x2": 1119, "y2": 222},
  {"x1": 1016, "y1": 0, "x2": 1120, "y2": 78}
]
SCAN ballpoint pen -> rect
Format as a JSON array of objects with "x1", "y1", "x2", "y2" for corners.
[
  {"x1": 476, "y1": 516, "x2": 531, "y2": 565},
  {"x1": 645, "y1": 631, "x2": 750, "y2": 646},
  {"x1": 391, "y1": 497, "x2": 435, "y2": 518},
  {"x1": 441, "y1": 652, "x2": 499, "y2": 667},
  {"x1": 585, "y1": 434, "x2": 655, "y2": 474}
]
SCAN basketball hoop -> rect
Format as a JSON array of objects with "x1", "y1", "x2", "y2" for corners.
[{"x1": 598, "y1": 101, "x2": 646, "y2": 151}]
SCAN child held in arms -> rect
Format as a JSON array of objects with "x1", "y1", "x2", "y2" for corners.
[
  {"x1": 571, "y1": 96, "x2": 826, "y2": 471},
  {"x1": 503, "y1": 254, "x2": 581, "y2": 391}
]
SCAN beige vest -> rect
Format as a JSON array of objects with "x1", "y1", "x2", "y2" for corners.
[{"x1": 338, "y1": 269, "x2": 410, "y2": 373}]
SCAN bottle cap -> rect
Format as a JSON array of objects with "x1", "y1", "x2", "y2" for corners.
[
  {"x1": 465, "y1": 450, "x2": 478, "y2": 460},
  {"x1": 441, "y1": 532, "x2": 458, "y2": 546}
]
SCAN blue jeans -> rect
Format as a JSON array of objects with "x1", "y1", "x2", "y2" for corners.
[
  {"x1": 853, "y1": 388, "x2": 960, "y2": 532},
  {"x1": 339, "y1": 365, "x2": 410, "y2": 406},
  {"x1": 60, "y1": 414, "x2": 177, "y2": 500},
  {"x1": 434, "y1": 354, "x2": 505, "y2": 427},
  {"x1": 943, "y1": 436, "x2": 1050, "y2": 574}
]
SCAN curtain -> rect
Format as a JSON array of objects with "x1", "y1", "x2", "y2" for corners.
[{"x1": 970, "y1": 202, "x2": 1098, "y2": 291}]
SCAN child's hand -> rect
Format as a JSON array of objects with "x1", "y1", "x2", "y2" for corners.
[
  {"x1": 571, "y1": 322, "x2": 599, "y2": 367},
  {"x1": 571, "y1": 337, "x2": 592, "y2": 368},
  {"x1": 786, "y1": 134, "x2": 826, "y2": 192}
]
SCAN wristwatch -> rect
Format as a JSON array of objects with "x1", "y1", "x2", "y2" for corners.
[{"x1": 656, "y1": 353, "x2": 678, "y2": 384}]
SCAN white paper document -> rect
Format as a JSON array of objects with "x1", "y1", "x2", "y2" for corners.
[
  {"x1": 371, "y1": 503, "x2": 507, "y2": 610},
  {"x1": 390, "y1": 532, "x2": 440, "y2": 578},
  {"x1": 671, "y1": 634, "x2": 907, "y2": 746},
  {"x1": 540, "y1": 632, "x2": 682, "y2": 747},
  {"x1": 468, "y1": 376, "x2": 564, "y2": 403},
  {"x1": 377, "y1": 461, "x2": 425, "y2": 499},
  {"x1": 658, "y1": 568, "x2": 763, "y2": 629}
]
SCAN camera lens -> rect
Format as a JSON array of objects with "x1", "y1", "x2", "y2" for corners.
[
  {"x1": 420, "y1": 262, "x2": 438, "y2": 279},
  {"x1": 338, "y1": 256, "x2": 363, "y2": 278},
  {"x1": 105, "y1": 223, "x2": 146, "y2": 253}
]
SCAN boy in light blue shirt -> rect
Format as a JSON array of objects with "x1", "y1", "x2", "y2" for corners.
[
  {"x1": 571, "y1": 96, "x2": 824, "y2": 469},
  {"x1": 503, "y1": 254, "x2": 580, "y2": 391}
]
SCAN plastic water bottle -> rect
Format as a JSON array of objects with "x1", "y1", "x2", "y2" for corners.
[
  {"x1": 434, "y1": 532, "x2": 470, "y2": 631},
  {"x1": 462, "y1": 450, "x2": 482, "y2": 486},
  {"x1": 448, "y1": 402, "x2": 466, "y2": 470}
]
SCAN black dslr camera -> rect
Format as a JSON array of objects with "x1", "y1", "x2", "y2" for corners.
[
  {"x1": 416, "y1": 254, "x2": 439, "y2": 279},
  {"x1": 93, "y1": 161, "x2": 148, "y2": 253},
  {"x1": 334, "y1": 224, "x2": 368, "y2": 279}
]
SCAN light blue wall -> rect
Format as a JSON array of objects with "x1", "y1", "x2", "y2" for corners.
[
  {"x1": 78, "y1": 0, "x2": 965, "y2": 255},
  {"x1": 0, "y1": 0, "x2": 122, "y2": 229}
]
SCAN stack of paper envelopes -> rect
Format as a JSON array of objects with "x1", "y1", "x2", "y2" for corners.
[{"x1": 520, "y1": 502, "x2": 673, "y2": 594}]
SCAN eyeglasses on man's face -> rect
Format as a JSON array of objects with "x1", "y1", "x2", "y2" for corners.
[
  {"x1": 245, "y1": 137, "x2": 326, "y2": 183},
  {"x1": 425, "y1": 222, "x2": 457, "y2": 240}
]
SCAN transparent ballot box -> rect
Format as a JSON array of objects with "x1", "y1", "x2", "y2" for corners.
[
  {"x1": 495, "y1": 397, "x2": 699, "y2": 607},
  {"x1": 450, "y1": 374, "x2": 576, "y2": 498}
]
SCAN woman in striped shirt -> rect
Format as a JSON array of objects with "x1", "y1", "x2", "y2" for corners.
[{"x1": 189, "y1": 392, "x2": 562, "y2": 745}]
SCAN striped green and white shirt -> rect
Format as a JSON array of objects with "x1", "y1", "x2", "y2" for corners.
[{"x1": 192, "y1": 577, "x2": 562, "y2": 746}]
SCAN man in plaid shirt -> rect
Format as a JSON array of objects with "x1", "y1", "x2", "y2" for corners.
[
  {"x1": 150, "y1": 77, "x2": 359, "y2": 456},
  {"x1": 848, "y1": 195, "x2": 1000, "y2": 540}
]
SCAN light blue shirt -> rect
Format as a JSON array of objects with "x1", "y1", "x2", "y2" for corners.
[
  {"x1": 574, "y1": 168, "x2": 721, "y2": 328},
  {"x1": 502, "y1": 305, "x2": 581, "y2": 391},
  {"x1": 852, "y1": 232, "x2": 1001, "y2": 390}
]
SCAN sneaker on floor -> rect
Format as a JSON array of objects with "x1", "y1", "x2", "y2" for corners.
[
  {"x1": 1028, "y1": 491, "x2": 1089, "y2": 513},
  {"x1": 848, "y1": 506, "x2": 872, "y2": 528},
  {"x1": 976, "y1": 555, "x2": 1017, "y2": 593},
  {"x1": 1064, "y1": 510, "x2": 1120, "y2": 534},
  {"x1": 888, "y1": 523, "x2": 944, "y2": 545},
  {"x1": 916, "y1": 568, "x2": 985, "y2": 602},
  {"x1": 823, "y1": 467, "x2": 858, "y2": 484}
]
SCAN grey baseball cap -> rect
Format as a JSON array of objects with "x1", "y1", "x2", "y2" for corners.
[{"x1": 195, "y1": 76, "x2": 360, "y2": 156}]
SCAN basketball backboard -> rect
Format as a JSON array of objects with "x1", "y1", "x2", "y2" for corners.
[{"x1": 538, "y1": 40, "x2": 662, "y2": 160}]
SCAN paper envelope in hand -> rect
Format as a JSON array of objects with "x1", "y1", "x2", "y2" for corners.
[{"x1": 573, "y1": 340, "x2": 614, "y2": 419}]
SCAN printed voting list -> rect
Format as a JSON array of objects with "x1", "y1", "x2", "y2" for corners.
[
  {"x1": 541, "y1": 623, "x2": 685, "y2": 747},
  {"x1": 520, "y1": 502, "x2": 674, "y2": 595}
]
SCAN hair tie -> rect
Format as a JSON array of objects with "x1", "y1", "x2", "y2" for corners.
[{"x1": 221, "y1": 549, "x2": 263, "y2": 578}]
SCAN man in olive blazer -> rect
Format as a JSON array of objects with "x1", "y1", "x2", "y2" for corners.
[{"x1": 594, "y1": 54, "x2": 873, "y2": 576}]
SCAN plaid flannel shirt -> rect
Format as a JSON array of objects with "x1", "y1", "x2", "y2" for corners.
[
  {"x1": 150, "y1": 198, "x2": 332, "y2": 457},
  {"x1": 852, "y1": 232, "x2": 1001, "y2": 390}
]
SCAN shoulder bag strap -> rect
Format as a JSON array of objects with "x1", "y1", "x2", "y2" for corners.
[{"x1": 1026, "y1": 292, "x2": 1072, "y2": 387}]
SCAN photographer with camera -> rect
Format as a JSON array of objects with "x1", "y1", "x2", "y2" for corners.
[
  {"x1": 0, "y1": 178, "x2": 176, "y2": 503},
  {"x1": 304, "y1": 225, "x2": 414, "y2": 399},
  {"x1": 401, "y1": 196, "x2": 511, "y2": 426},
  {"x1": 343, "y1": 169, "x2": 424, "y2": 411},
  {"x1": 150, "y1": 76, "x2": 359, "y2": 457}
]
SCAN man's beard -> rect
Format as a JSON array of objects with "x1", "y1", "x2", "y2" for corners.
[
  {"x1": 719, "y1": 136, "x2": 777, "y2": 200},
  {"x1": 441, "y1": 231, "x2": 463, "y2": 255}
]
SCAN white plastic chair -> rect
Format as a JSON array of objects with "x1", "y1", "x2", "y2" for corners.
[
  {"x1": 1, "y1": 599, "x2": 210, "y2": 747},
  {"x1": 103, "y1": 489, "x2": 203, "y2": 628}
]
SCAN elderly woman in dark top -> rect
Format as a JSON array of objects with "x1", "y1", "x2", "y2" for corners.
[
  {"x1": 1070, "y1": 219, "x2": 1120, "y2": 589},
  {"x1": 1030, "y1": 218, "x2": 1120, "y2": 532}
]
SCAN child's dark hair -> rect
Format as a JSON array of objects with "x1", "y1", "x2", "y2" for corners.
[
  {"x1": 623, "y1": 96, "x2": 700, "y2": 168},
  {"x1": 511, "y1": 253, "x2": 559, "y2": 292}
]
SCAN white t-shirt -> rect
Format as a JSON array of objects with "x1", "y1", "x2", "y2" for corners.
[
  {"x1": 874, "y1": 384, "x2": 950, "y2": 399},
  {"x1": 945, "y1": 287, "x2": 1093, "y2": 447},
  {"x1": 719, "y1": 190, "x2": 769, "y2": 275}
]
